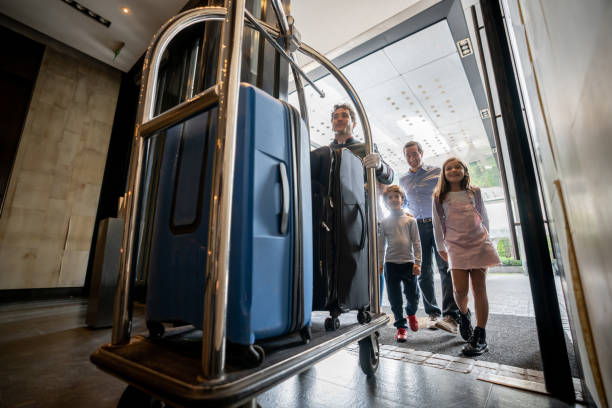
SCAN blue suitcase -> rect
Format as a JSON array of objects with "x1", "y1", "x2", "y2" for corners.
[{"x1": 144, "y1": 84, "x2": 312, "y2": 357}]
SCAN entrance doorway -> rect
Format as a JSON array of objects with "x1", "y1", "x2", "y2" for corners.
[{"x1": 290, "y1": 0, "x2": 578, "y2": 401}]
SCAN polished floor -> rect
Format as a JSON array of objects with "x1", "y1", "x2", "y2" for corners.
[{"x1": 0, "y1": 298, "x2": 585, "y2": 408}]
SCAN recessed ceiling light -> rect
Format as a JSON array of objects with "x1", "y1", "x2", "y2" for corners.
[
  {"x1": 60, "y1": 0, "x2": 111, "y2": 27},
  {"x1": 121, "y1": 7, "x2": 131, "y2": 15}
]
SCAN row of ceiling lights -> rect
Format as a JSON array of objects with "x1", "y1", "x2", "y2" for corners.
[{"x1": 60, "y1": 0, "x2": 132, "y2": 28}]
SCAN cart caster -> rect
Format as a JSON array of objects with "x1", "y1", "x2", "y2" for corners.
[
  {"x1": 146, "y1": 321, "x2": 165, "y2": 338},
  {"x1": 324, "y1": 317, "x2": 340, "y2": 331},
  {"x1": 237, "y1": 398, "x2": 262, "y2": 408},
  {"x1": 117, "y1": 385, "x2": 165, "y2": 407},
  {"x1": 228, "y1": 343, "x2": 265, "y2": 368},
  {"x1": 357, "y1": 310, "x2": 372, "y2": 324},
  {"x1": 358, "y1": 332, "x2": 380, "y2": 377},
  {"x1": 300, "y1": 326, "x2": 312, "y2": 344}
]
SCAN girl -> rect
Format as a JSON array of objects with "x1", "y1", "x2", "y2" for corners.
[{"x1": 432, "y1": 157, "x2": 500, "y2": 356}]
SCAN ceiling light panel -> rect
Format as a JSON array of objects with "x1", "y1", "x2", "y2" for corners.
[
  {"x1": 341, "y1": 49, "x2": 399, "y2": 92},
  {"x1": 383, "y1": 20, "x2": 457, "y2": 74},
  {"x1": 401, "y1": 52, "x2": 481, "y2": 128},
  {"x1": 290, "y1": 20, "x2": 494, "y2": 174}
]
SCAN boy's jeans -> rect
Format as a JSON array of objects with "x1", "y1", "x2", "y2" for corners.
[{"x1": 385, "y1": 262, "x2": 419, "y2": 329}]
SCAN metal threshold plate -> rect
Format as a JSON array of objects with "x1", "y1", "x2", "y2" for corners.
[{"x1": 91, "y1": 312, "x2": 389, "y2": 407}]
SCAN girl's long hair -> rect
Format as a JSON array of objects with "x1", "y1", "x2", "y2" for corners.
[{"x1": 432, "y1": 156, "x2": 472, "y2": 204}]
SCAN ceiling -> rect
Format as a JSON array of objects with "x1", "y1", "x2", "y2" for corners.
[
  {"x1": 0, "y1": 0, "x2": 438, "y2": 74},
  {"x1": 1, "y1": 0, "x2": 493, "y2": 175},
  {"x1": 289, "y1": 20, "x2": 493, "y2": 176},
  {"x1": 0, "y1": 0, "x2": 186, "y2": 72}
]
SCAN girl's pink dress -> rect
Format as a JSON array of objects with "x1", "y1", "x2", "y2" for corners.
[{"x1": 444, "y1": 192, "x2": 500, "y2": 270}]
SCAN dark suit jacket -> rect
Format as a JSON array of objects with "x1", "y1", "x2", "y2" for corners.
[{"x1": 311, "y1": 137, "x2": 394, "y2": 184}]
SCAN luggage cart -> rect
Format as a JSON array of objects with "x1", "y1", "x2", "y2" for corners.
[{"x1": 90, "y1": 1, "x2": 389, "y2": 406}]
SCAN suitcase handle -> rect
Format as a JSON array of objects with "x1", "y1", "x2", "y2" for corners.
[
  {"x1": 357, "y1": 204, "x2": 366, "y2": 250},
  {"x1": 279, "y1": 162, "x2": 290, "y2": 235}
]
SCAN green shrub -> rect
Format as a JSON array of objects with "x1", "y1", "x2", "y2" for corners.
[
  {"x1": 496, "y1": 238, "x2": 512, "y2": 258},
  {"x1": 500, "y1": 256, "x2": 522, "y2": 266}
]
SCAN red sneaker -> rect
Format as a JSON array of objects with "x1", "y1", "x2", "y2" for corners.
[
  {"x1": 395, "y1": 327, "x2": 407, "y2": 342},
  {"x1": 408, "y1": 314, "x2": 419, "y2": 332}
]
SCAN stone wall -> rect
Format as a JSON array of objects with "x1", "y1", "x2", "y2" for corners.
[{"x1": 0, "y1": 46, "x2": 120, "y2": 289}]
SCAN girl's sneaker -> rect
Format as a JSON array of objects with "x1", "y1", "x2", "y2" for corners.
[
  {"x1": 395, "y1": 327, "x2": 408, "y2": 342},
  {"x1": 459, "y1": 309, "x2": 473, "y2": 341},
  {"x1": 408, "y1": 314, "x2": 419, "y2": 332}
]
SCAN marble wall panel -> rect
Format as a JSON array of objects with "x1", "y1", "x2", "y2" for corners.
[
  {"x1": 71, "y1": 148, "x2": 108, "y2": 185},
  {"x1": 88, "y1": 90, "x2": 120, "y2": 124},
  {"x1": 3, "y1": 208, "x2": 47, "y2": 249},
  {"x1": 38, "y1": 70, "x2": 76, "y2": 110},
  {"x1": 72, "y1": 184, "x2": 102, "y2": 217},
  {"x1": 84, "y1": 120, "x2": 113, "y2": 155},
  {"x1": 0, "y1": 247, "x2": 54, "y2": 289},
  {"x1": 65, "y1": 215, "x2": 96, "y2": 251},
  {"x1": 50, "y1": 164, "x2": 74, "y2": 201},
  {"x1": 0, "y1": 46, "x2": 121, "y2": 290},
  {"x1": 11, "y1": 170, "x2": 53, "y2": 211},
  {"x1": 21, "y1": 135, "x2": 60, "y2": 173},
  {"x1": 64, "y1": 103, "x2": 91, "y2": 136},
  {"x1": 43, "y1": 47, "x2": 78, "y2": 79},
  {"x1": 26, "y1": 101, "x2": 66, "y2": 141},
  {"x1": 58, "y1": 249, "x2": 90, "y2": 287},
  {"x1": 41, "y1": 205, "x2": 71, "y2": 246}
]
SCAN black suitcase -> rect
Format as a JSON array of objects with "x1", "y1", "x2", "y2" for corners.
[{"x1": 310, "y1": 146, "x2": 370, "y2": 330}]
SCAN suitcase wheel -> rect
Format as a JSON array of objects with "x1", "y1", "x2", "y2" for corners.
[
  {"x1": 324, "y1": 317, "x2": 340, "y2": 331},
  {"x1": 300, "y1": 326, "x2": 312, "y2": 344},
  {"x1": 228, "y1": 343, "x2": 265, "y2": 368},
  {"x1": 357, "y1": 310, "x2": 373, "y2": 325},
  {"x1": 146, "y1": 321, "x2": 165, "y2": 338}
]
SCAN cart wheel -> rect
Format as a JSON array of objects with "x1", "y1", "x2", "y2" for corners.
[
  {"x1": 358, "y1": 333, "x2": 380, "y2": 377},
  {"x1": 117, "y1": 385, "x2": 164, "y2": 407},
  {"x1": 333, "y1": 317, "x2": 340, "y2": 330},
  {"x1": 146, "y1": 321, "x2": 165, "y2": 338},
  {"x1": 357, "y1": 310, "x2": 367, "y2": 324},
  {"x1": 365, "y1": 311, "x2": 372, "y2": 323},
  {"x1": 300, "y1": 326, "x2": 312, "y2": 344},
  {"x1": 324, "y1": 317, "x2": 334, "y2": 331}
]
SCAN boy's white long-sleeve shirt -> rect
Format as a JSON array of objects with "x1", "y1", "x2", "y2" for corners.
[{"x1": 378, "y1": 210, "x2": 422, "y2": 265}]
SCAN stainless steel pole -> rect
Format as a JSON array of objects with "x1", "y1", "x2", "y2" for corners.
[
  {"x1": 111, "y1": 7, "x2": 227, "y2": 346},
  {"x1": 200, "y1": 0, "x2": 245, "y2": 381},
  {"x1": 269, "y1": 0, "x2": 311, "y2": 128}
]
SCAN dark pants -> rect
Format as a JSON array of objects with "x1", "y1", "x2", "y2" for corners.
[
  {"x1": 385, "y1": 262, "x2": 419, "y2": 329},
  {"x1": 379, "y1": 264, "x2": 385, "y2": 307},
  {"x1": 417, "y1": 220, "x2": 459, "y2": 319}
]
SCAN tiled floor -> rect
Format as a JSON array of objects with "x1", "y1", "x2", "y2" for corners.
[
  {"x1": 257, "y1": 348, "x2": 584, "y2": 408},
  {"x1": 343, "y1": 343, "x2": 583, "y2": 401},
  {"x1": 0, "y1": 297, "x2": 585, "y2": 408}
]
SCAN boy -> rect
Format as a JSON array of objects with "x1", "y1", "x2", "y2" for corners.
[{"x1": 379, "y1": 185, "x2": 422, "y2": 342}]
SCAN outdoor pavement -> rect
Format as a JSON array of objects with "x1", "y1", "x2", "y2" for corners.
[{"x1": 380, "y1": 271, "x2": 573, "y2": 341}]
